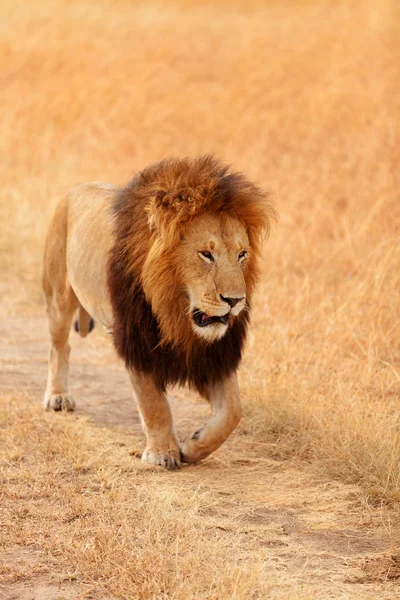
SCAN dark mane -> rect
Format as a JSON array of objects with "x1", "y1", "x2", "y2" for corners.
[
  {"x1": 107, "y1": 269, "x2": 248, "y2": 393},
  {"x1": 107, "y1": 155, "x2": 272, "y2": 393}
]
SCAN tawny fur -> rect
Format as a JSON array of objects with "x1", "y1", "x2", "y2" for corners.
[{"x1": 42, "y1": 155, "x2": 275, "y2": 468}]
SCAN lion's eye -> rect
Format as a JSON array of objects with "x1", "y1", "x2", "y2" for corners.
[
  {"x1": 199, "y1": 250, "x2": 214, "y2": 263},
  {"x1": 238, "y1": 250, "x2": 247, "y2": 262}
]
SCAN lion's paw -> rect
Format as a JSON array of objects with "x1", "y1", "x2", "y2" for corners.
[
  {"x1": 44, "y1": 393, "x2": 76, "y2": 412},
  {"x1": 142, "y1": 447, "x2": 181, "y2": 470},
  {"x1": 180, "y1": 436, "x2": 204, "y2": 464}
]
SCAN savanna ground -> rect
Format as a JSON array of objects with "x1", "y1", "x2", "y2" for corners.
[{"x1": 1, "y1": 0, "x2": 400, "y2": 598}]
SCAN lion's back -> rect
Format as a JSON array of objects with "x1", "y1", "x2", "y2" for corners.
[{"x1": 65, "y1": 181, "x2": 120, "y2": 330}]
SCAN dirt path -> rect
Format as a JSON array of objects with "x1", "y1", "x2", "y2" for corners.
[{"x1": 1, "y1": 304, "x2": 399, "y2": 599}]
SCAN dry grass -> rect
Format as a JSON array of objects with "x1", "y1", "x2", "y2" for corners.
[
  {"x1": 0, "y1": 394, "x2": 273, "y2": 599},
  {"x1": 2, "y1": 393, "x2": 399, "y2": 599},
  {"x1": 1, "y1": 394, "x2": 281, "y2": 599},
  {"x1": 3, "y1": 0, "x2": 398, "y2": 496},
  {"x1": 1, "y1": 0, "x2": 400, "y2": 596}
]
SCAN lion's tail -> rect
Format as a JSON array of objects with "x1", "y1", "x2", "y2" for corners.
[{"x1": 74, "y1": 305, "x2": 95, "y2": 338}]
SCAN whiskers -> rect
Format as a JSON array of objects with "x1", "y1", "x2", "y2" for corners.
[{"x1": 241, "y1": 303, "x2": 250, "y2": 315}]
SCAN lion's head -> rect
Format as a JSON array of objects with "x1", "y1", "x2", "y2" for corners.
[
  {"x1": 140, "y1": 156, "x2": 275, "y2": 347},
  {"x1": 168, "y1": 212, "x2": 249, "y2": 342},
  {"x1": 108, "y1": 155, "x2": 275, "y2": 390}
]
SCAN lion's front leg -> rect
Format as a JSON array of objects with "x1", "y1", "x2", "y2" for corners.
[
  {"x1": 181, "y1": 374, "x2": 242, "y2": 463},
  {"x1": 129, "y1": 370, "x2": 181, "y2": 469}
]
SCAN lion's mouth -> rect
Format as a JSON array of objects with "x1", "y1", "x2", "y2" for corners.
[{"x1": 193, "y1": 309, "x2": 229, "y2": 328}]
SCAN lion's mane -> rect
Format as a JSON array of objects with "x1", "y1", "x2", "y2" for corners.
[{"x1": 107, "y1": 155, "x2": 274, "y2": 392}]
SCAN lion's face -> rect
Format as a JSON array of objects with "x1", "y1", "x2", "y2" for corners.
[
  {"x1": 139, "y1": 156, "x2": 273, "y2": 352},
  {"x1": 179, "y1": 214, "x2": 249, "y2": 342}
]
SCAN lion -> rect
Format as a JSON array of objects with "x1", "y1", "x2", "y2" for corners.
[{"x1": 42, "y1": 155, "x2": 275, "y2": 468}]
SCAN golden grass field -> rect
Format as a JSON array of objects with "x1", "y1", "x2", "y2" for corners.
[{"x1": 1, "y1": 0, "x2": 400, "y2": 598}]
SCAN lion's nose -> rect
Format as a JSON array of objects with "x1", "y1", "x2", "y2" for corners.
[{"x1": 220, "y1": 294, "x2": 245, "y2": 308}]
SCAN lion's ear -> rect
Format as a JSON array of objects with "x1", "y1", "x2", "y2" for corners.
[
  {"x1": 146, "y1": 187, "x2": 204, "y2": 242},
  {"x1": 146, "y1": 195, "x2": 160, "y2": 233},
  {"x1": 146, "y1": 190, "x2": 166, "y2": 233},
  {"x1": 146, "y1": 190, "x2": 183, "y2": 243}
]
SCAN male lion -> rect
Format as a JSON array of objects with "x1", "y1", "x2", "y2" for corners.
[{"x1": 42, "y1": 156, "x2": 275, "y2": 468}]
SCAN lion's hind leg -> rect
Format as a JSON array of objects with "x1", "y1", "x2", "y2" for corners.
[
  {"x1": 74, "y1": 305, "x2": 95, "y2": 338},
  {"x1": 43, "y1": 285, "x2": 79, "y2": 411},
  {"x1": 42, "y1": 196, "x2": 80, "y2": 411}
]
